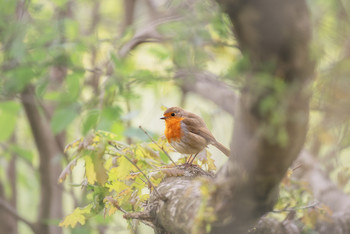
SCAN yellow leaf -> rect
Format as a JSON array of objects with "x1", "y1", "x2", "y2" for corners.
[
  {"x1": 64, "y1": 137, "x2": 83, "y2": 152},
  {"x1": 107, "y1": 168, "x2": 129, "y2": 192},
  {"x1": 104, "y1": 157, "x2": 113, "y2": 170},
  {"x1": 84, "y1": 154, "x2": 108, "y2": 185},
  {"x1": 92, "y1": 155, "x2": 108, "y2": 185},
  {"x1": 104, "y1": 196, "x2": 119, "y2": 217},
  {"x1": 115, "y1": 156, "x2": 135, "y2": 179},
  {"x1": 282, "y1": 168, "x2": 293, "y2": 185},
  {"x1": 59, "y1": 204, "x2": 92, "y2": 228},
  {"x1": 207, "y1": 157, "x2": 216, "y2": 172},
  {"x1": 96, "y1": 130, "x2": 119, "y2": 140},
  {"x1": 302, "y1": 209, "x2": 319, "y2": 228},
  {"x1": 135, "y1": 194, "x2": 150, "y2": 207},
  {"x1": 84, "y1": 156, "x2": 96, "y2": 184},
  {"x1": 108, "y1": 206, "x2": 117, "y2": 216},
  {"x1": 140, "y1": 143, "x2": 160, "y2": 159}
]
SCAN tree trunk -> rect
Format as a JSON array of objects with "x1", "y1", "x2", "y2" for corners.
[{"x1": 21, "y1": 86, "x2": 62, "y2": 234}]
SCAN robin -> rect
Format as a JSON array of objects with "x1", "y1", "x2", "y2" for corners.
[{"x1": 161, "y1": 107, "x2": 230, "y2": 164}]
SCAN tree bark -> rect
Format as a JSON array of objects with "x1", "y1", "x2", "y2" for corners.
[
  {"x1": 212, "y1": 1, "x2": 314, "y2": 232},
  {"x1": 0, "y1": 135, "x2": 18, "y2": 234},
  {"x1": 21, "y1": 86, "x2": 62, "y2": 234}
]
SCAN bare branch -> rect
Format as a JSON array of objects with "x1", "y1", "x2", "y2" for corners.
[
  {"x1": 118, "y1": 14, "x2": 182, "y2": 57},
  {"x1": 139, "y1": 125, "x2": 176, "y2": 166},
  {"x1": 294, "y1": 151, "x2": 350, "y2": 212},
  {"x1": 0, "y1": 197, "x2": 37, "y2": 233},
  {"x1": 124, "y1": 211, "x2": 152, "y2": 221},
  {"x1": 123, "y1": 211, "x2": 156, "y2": 229},
  {"x1": 272, "y1": 201, "x2": 320, "y2": 213},
  {"x1": 175, "y1": 68, "x2": 237, "y2": 115},
  {"x1": 121, "y1": 0, "x2": 136, "y2": 32}
]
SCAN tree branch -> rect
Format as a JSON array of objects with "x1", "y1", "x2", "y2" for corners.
[
  {"x1": 0, "y1": 197, "x2": 37, "y2": 233},
  {"x1": 175, "y1": 68, "x2": 237, "y2": 115},
  {"x1": 21, "y1": 85, "x2": 62, "y2": 234},
  {"x1": 118, "y1": 14, "x2": 182, "y2": 57},
  {"x1": 295, "y1": 150, "x2": 350, "y2": 212},
  {"x1": 121, "y1": 0, "x2": 136, "y2": 33}
]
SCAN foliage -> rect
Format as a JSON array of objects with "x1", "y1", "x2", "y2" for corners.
[
  {"x1": 60, "y1": 204, "x2": 93, "y2": 228},
  {"x1": 268, "y1": 168, "x2": 333, "y2": 230},
  {"x1": 59, "y1": 130, "x2": 217, "y2": 228},
  {"x1": 0, "y1": 0, "x2": 349, "y2": 233}
]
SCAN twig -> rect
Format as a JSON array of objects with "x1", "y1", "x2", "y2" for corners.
[
  {"x1": 138, "y1": 125, "x2": 176, "y2": 166},
  {"x1": 272, "y1": 201, "x2": 320, "y2": 213},
  {"x1": 105, "y1": 196, "x2": 155, "y2": 228},
  {"x1": 292, "y1": 163, "x2": 302, "y2": 171},
  {"x1": 105, "y1": 196, "x2": 128, "y2": 214},
  {"x1": 108, "y1": 142, "x2": 165, "y2": 200},
  {"x1": 124, "y1": 211, "x2": 155, "y2": 228},
  {"x1": 123, "y1": 154, "x2": 164, "y2": 199},
  {"x1": 129, "y1": 171, "x2": 149, "y2": 187},
  {"x1": 0, "y1": 197, "x2": 37, "y2": 232},
  {"x1": 124, "y1": 211, "x2": 152, "y2": 220}
]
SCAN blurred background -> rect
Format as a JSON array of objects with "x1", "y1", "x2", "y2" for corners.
[{"x1": 0, "y1": 0, "x2": 349, "y2": 233}]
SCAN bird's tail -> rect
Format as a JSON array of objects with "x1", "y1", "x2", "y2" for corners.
[{"x1": 213, "y1": 141, "x2": 230, "y2": 157}]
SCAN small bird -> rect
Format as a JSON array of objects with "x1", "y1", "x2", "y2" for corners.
[{"x1": 161, "y1": 107, "x2": 230, "y2": 164}]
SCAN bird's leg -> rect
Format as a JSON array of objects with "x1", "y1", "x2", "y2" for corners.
[
  {"x1": 185, "y1": 154, "x2": 193, "y2": 164},
  {"x1": 188, "y1": 152, "x2": 199, "y2": 165}
]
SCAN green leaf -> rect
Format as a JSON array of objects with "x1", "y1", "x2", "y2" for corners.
[
  {"x1": 35, "y1": 78, "x2": 49, "y2": 98},
  {"x1": 9, "y1": 145, "x2": 34, "y2": 162},
  {"x1": 65, "y1": 19, "x2": 79, "y2": 40},
  {"x1": 51, "y1": 106, "x2": 78, "y2": 134},
  {"x1": 3, "y1": 66, "x2": 34, "y2": 93},
  {"x1": 65, "y1": 73, "x2": 82, "y2": 102},
  {"x1": 82, "y1": 109, "x2": 100, "y2": 135},
  {"x1": 0, "y1": 102, "x2": 20, "y2": 141},
  {"x1": 159, "y1": 152, "x2": 169, "y2": 163},
  {"x1": 124, "y1": 127, "x2": 149, "y2": 141},
  {"x1": 96, "y1": 106, "x2": 122, "y2": 131},
  {"x1": 59, "y1": 204, "x2": 92, "y2": 228},
  {"x1": 71, "y1": 226, "x2": 92, "y2": 234}
]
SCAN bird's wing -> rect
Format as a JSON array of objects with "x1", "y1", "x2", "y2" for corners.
[{"x1": 182, "y1": 115, "x2": 216, "y2": 143}]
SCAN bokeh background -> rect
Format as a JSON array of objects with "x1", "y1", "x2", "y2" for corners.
[{"x1": 0, "y1": 0, "x2": 349, "y2": 233}]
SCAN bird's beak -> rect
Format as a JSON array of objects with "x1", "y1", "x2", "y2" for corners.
[{"x1": 160, "y1": 117, "x2": 166, "y2": 120}]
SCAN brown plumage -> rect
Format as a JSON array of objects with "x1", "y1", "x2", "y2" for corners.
[{"x1": 161, "y1": 107, "x2": 230, "y2": 164}]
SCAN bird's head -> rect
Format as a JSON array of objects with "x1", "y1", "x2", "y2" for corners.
[{"x1": 160, "y1": 107, "x2": 186, "y2": 120}]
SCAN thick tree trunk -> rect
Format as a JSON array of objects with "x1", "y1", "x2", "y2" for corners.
[{"x1": 212, "y1": 0, "x2": 314, "y2": 230}]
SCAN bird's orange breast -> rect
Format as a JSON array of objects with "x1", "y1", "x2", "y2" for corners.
[{"x1": 164, "y1": 117, "x2": 184, "y2": 142}]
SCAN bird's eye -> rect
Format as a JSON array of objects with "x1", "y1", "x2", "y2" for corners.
[{"x1": 171, "y1": 113, "x2": 175, "y2": 116}]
